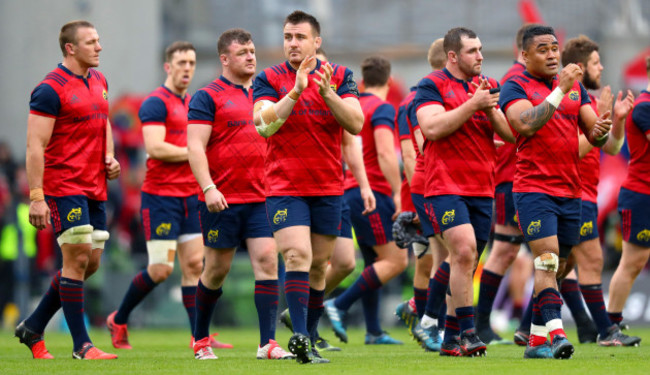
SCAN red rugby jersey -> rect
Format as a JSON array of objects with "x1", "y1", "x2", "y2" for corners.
[
  {"x1": 29, "y1": 64, "x2": 109, "y2": 200},
  {"x1": 188, "y1": 76, "x2": 266, "y2": 204},
  {"x1": 495, "y1": 62, "x2": 526, "y2": 186},
  {"x1": 622, "y1": 91, "x2": 650, "y2": 195},
  {"x1": 253, "y1": 60, "x2": 359, "y2": 196},
  {"x1": 397, "y1": 89, "x2": 426, "y2": 195},
  {"x1": 139, "y1": 86, "x2": 198, "y2": 197},
  {"x1": 499, "y1": 71, "x2": 591, "y2": 198},
  {"x1": 414, "y1": 68, "x2": 500, "y2": 198},
  {"x1": 343, "y1": 93, "x2": 395, "y2": 196},
  {"x1": 579, "y1": 94, "x2": 601, "y2": 203}
]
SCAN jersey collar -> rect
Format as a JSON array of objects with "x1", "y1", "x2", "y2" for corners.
[
  {"x1": 219, "y1": 75, "x2": 250, "y2": 96},
  {"x1": 58, "y1": 63, "x2": 92, "y2": 80},
  {"x1": 160, "y1": 85, "x2": 187, "y2": 102},
  {"x1": 284, "y1": 59, "x2": 323, "y2": 74},
  {"x1": 522, "y1": 70, "x2": 557, "y2": 89}
]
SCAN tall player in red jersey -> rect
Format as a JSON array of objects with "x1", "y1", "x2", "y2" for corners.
[
  {"x1": 252, "y1": 11, "x2": 363, "y2": 364},
  {"x1": 499, "y1": 25, "x2": 615, "y2": 359},
  {"x1": 607, "y1": 56, "x2": 650, "y2": 338},
  {"x1": 415, "y1": 27, "x2": 514, "y2": 357},
  {"x1": 17, "y1": 20, "x2": 119, "y2": 360},
  {"x1": 187, "y1": 29, "x2": 294, "y2": 361},
  {"x1": 561, "y1": 35, "x2": 639, "y2": 347}
]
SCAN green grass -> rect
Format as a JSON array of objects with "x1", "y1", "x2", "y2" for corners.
[{"x1": 2, "y1": 326, "x2": 649, "y2": 375}]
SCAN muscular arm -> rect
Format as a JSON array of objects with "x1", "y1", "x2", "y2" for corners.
[
  {"x1": 375, "y1": 127, "x2": 402, "y2": 199},
  {"x1": 342, "y1": 130, "x2": 375, "y2": 214},
  {"x1": 187, "y1": 124, "x2": 214, "y2": 191},
  {"x1": 142, "y1": 125, "x2": 189, "y2": 162},
  {"x1": 323, "y1": 94, "x2": 364, "y2": 135},
  {"x1": 507, "y1": 99, "x2": 557, "y2": 137},
  {"x1": 106, "y1": 119, "x2": 115, "y2": 157},
  {"x1": 26, "y1": 114, "x2": 54, "y2": 192},
  {"x1": 417, "y1": 102, "x2": 477, "y2": 141},
  {"x1": 400, "y1": 138, "x2": 416, "y2": 185},
  {"x1": 488, "y1": 108, "x2": 516, "y2": 143}
]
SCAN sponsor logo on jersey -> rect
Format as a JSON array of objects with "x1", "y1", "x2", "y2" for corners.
[
  {"x1": 273, "y1": 209, "x2": 288, "y2": 224},
  {"x1": 637, "y1": 229, "x2": 650, "y2": 242},
  {"x1": 67, "y1": 207, "x2": 82, "y2": 222},
  {"x1": 207, "y1": 229, "x2": 219, "y2": 243},
  {"x1": 103, "y1": 90, "x2": 108, "y2": 100},
  {"x1": 580, "y1": 221, "x2": 593, "y2": 237},
  {"x1": 156, "y1": 223, "x2": 172, "y2": 236},
  {"x1": 441, "y1": 209, "x2": 455, "y2": 225},
  {"x1": 527, "y1": 220, "x2": 541, "y2": 236},
  {"x1": 568, "y1": 90, "x2": 579, "y2": 101}
]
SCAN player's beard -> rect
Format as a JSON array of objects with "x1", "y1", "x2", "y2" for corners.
[
  {"x1": 459, "y1": 59, "x2": 481, "y2": 79},
  {"x1": 583, "y1": 69, "x2": 600, "y2": 90}
]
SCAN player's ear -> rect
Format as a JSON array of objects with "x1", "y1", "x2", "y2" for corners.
[
  {"x1": 65, "y1": 43, "x2": 75, "y2": 56},
  {"x1": 314, "y1": 36, "x2": 322, "y2": 50},
  {"x1": 163, "y1": 62, "x2": 171, "y2": 74},
  {"x1": 219, "y1": 53, "x2": 228, "y2": 67},
  {"x1": 448, "y1": 50, "x2": 457, "y2": 64}
]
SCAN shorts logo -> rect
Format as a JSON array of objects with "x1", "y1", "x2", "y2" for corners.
[
  {"x1": 568, "y1": 90, "x2": 579, "y2": 101},
  {"x1": 207, "y1": 229, "x2": 219, "y2": 243},
  {"x1": 527, "y1": 220, "x2": 541, "y2": 236},
  {"x1": 67, "y1": 207, "x2": 82, "y2": 222},
  {"x1": 441, "y1": 210, "x2": 455, "y2": 225},
  {"x1": 637, "y1": 229, "x2": 650, "y2": 242},
  {"x1": 580, "y1": 221, "x2": 593, "y2": 236},
  {"x1": 156, "y1": 223, "x2": 172, "y2": 236},
  {"x1": 514, "y1": 213, "x2": 519, "y2": 223},
  {"x1": 102, "y1": 90, "x2": 108, "y2": 100},
  {"x1": 273, "y1": 209, "x2": 288, "y2": 224}
]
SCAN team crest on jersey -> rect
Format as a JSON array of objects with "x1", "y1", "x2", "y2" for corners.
[
  {"x1": 580, "y1": 221, "x2": 593, "y2": 237},
  {"x1": 637, "y1": 229, "x2": 650, "y2": 242},
  {"x1": 67, "y1": 207, "x2": 82, "y2": 222},
  {"x1": 207, "y1": 229, "x2": 219, "y2": 243},
  {"x1": 273, "y1": 209, "x2": 288, "y2": 224},
  {"x1": 568, "y1": 90, "x2": 579, "y2": 101},
  {"x1": 330, "y1": 83, "x2": 337, "y2": 91},
  {"x1": 102, "y1": 90, "x2": 108, "y2": 100},
  {"x1": 441, "y1": 210, "x2": 455, "y2": 225},
  {"x1": 156, "y1": 223, "x2": 172, "y2": 236},
  {"x1": 527, "y1": 220, "x2": 541, "y2": 236}
]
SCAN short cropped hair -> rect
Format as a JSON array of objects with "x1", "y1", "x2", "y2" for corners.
[
  {"x1": 284, "y1": 10, "x2": 320, "y2": 36},
  {"x1": 561, "y1": 35, "x2": 599, "y2": 67},
  {"x1": 427, "y1": 38, "x2": 446, "y2": 70},
  {"x1": 217, "y1": 28, "x2": 252, "y2": 55},
  {"x1": 165, "y1": 41, "x2": 195, "y2": 62},
  {"x1": 522, "y1": 25, "x2": 557, "y2": 51},
  {"x1": 516, "y1": 23, "x2": 543, "y2": 50},
  {"x1": 59, "y1": 20, "x2": 95, "y2": 56},
  {"x1": 443, "y1": 27, "x2": 477, "y2": 55},
  {"x1": 361, "y1": 56, "x2": 391, "y2": 88}
]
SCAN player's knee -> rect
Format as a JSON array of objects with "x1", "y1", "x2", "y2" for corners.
[
  {"x1": 534, "y1": 252, "x2": 559, "y2": 273},
  {"x1": 185, "y1": 257, "x2": 203, "y2": 278},
  {"x1": 148, "y1": 264, "x2": 173, "y2": 282},
  {"x1": 452, "y1": 245, "x2": 477, "y2": 269},
  {"x1": 147, "y1": 239, "x2": 176, "y2": 270},
  {"x1": 91, "y1": 230, "x2": 110, "y2": 250},
  {"x1": 252, "y1": 249, "x2": 278, "y2": 275},
  {"x1": 84, "y1": 257, "x2": 101, "y2": 279},
  {"x1": 282, "y1": 247, "x2": 311, "y2": 270},
  {"x1": 57, "y1": 224, "x2": 93, "y2": 246},
  {"x1": 332, "y1": 257, "x2": 356, "y2": 276}
]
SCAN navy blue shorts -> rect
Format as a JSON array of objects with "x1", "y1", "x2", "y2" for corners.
[
  {"x1": 412, "y1": 192, "x2": 438, "y2": 237},
  {"x1": 141, "y1": 192, "x2": 201, "y2": 241},
  {"x1": 199, "y1": 201, "x2": 271, "y2": 249},
  {"x1": 514, "y1": 192, "x2": 581, "y2": 246},
  {"x1": 619, "y1": 187, "x2": 650, "y2": 247},
  {"x1": 425, "y1": 195, "x2": 493, "y2": 242},
  {"x1": 266, "y1": 195, "x2": 342, "y2": 236},
  {"x1": 339, "y1": 198, "x2": 352, "y2": 239},
  {"x1": 495, "y1": 182, "x2": 519, "y2": 227},
  {"x1": 46, "y1": 195, "x2": 106, "y2": 235},
  {"x1": 578, "y1": 200, "x2": 599, "y2": 243},
  {"x1": 345, "y1": 187, "x2": 394, "y2": 247}
]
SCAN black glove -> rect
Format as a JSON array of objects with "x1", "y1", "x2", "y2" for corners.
[{"x1": 392, "y1": 211, "x2": 428, "y2": 250}]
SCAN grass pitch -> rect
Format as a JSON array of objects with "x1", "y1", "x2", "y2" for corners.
[{"x1": 1, "y1": 326, "x2": 648, "y2": 375}]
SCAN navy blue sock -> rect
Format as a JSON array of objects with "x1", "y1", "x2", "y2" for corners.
[
  {"x1": 456, "y1": 306, "x2": 475, "y2": 333},
  {"x1": 518, "y1": 297, "x2": 534, "y2": 332},
  {"x1": 59, "y1": 277, "x2": 91, "y2": 351},
  {"x1": 181, "y1": 286, "x2": 197, "y2": 334},
  {"x1": 477, "y1": 269, "x2": 503, "y2": 315},
  {"x1": 425, "y1": 262, "x2": 449, "y2": 317},
  {"x1": 580, "y1": 284, "x2": 612, "y2": 337},
  {"x1": 362, "y1": 288, "x2": 382, "y2": 335},
  {"x1": 284, "y1": 271, "x2": 309, "y2": 336},
  {"x1": 443, "y1": 315, "x2": 459, "y2": 343},
  {"x1": 608, "y1": 311, "x2": 623, "y2": 325},
  {"x1": 26, "y1": 270, "x2": 62, "y2": 333},
  {"x1": 193, "y1": 280, "x2": 222, "y2": 341},
  {"x1": 560, "y1": 278, "x2": 590, "y2": 324},
  {"x1": 538, "y1": 288, "x2": 563, "y2": 325},
  {"x1": 413, "y1": 287, "x2": 427, "y2": 320},
  {"x1": 114, "y1": 269, "x2": 157, "y2": 324},
  {"x1": 437, "y1": 300, "x2": 447, "y2": 329},
  {"x1": 255, "y1": 280, "x2": 279, "y2": 346},
  {"x1": 307, "y1": 288, "x2": 325, "y2": 344},
  {"x1": 335, "y1": 265, "x2": 381, "y2": 311}
]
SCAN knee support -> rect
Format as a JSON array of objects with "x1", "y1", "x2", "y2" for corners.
[
  {"x1": 57, "y1": 224, "x2": 93, "y2": 246},
  {"x1": 534, "y1": 252, "x2": 559, "y2": 272},
  {"x1": 147, "y1": 240, "x2": 177, "y2": 268},
  {"x1": 493, "y1": 233, "x2": 525, "y2": 244},
  {"x1": 91, "y1": 230, "x2": 110, "y2": 250}
]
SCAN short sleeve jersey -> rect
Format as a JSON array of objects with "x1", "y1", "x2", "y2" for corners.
[
  {"x1": 413, "y1": 68, "x2": 500, "y2": 198},
  {"x1": 397, "y1": 88, "x2": 426, "y2": 195},
  {"x1": 252, "y1": 60, "x2": 359, "y2": 196},
  {"x1": 188, "y1": 76, "x2": 266, "y2": 204},
  {"x1": 495, "y1": 62, "x2": 526, "y2": 186},
  {"x1": 622, "y1": 91, "x2": 650, "y2": 195},
  {"x1": 29, "y1": 64, "x2": 109, "y2": 200},
  {"x1": 139, "y1": 86, "x2": 198, "y2": 197},
  {"x1": 579, "y1": 94, "x2": 601, "y2": 203},
  {"x1": 343, "y1": 93, "x2": 395, "y2": 196},
  {"x1": 499, "y1": 70, "x2": 591, "y2": 198}
]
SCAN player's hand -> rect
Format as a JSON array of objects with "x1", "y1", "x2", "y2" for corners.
[
  {"x1": 613, "y1": 89, "x2": 635, "y2": 121},
  {"x1": 29, "y1": 200, "x2": 50, "y2": 230},
  {"x1": 105, "y1": 156, "x2": 121, "y2": 180},
  {"x1": 593, "y1": 110, "x2": 612, "y2": 140},
  {"x1": 294, "y1": 55, "x2": 316, "y2": 94},
  {"x1": 360, "y1": 186, "x2": 376, "y2": 215},
  {"x1": 205, "y1": 188, "x2": 229, "y2": 213},
  {"x1": 412, "y1": 213, "x2": 421, "y2": 225},
  {"x1": 314, "y1": 62, "x2": 334, "y2": 98},
  {"x1": 468, "y1": 78, "x2": 498, "y2": 112},
  {"x1": 558, "y1": 63, "x2": 583, "y2": 93},
  {"x1": 597, "y1": 85, "x2": 613, "y2": 117},
  {"x1": 392, "y1": 194, "x2": 402, "y2": 221}
]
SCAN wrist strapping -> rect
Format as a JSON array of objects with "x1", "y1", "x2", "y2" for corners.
[{"x1": 546, "y1": 87, "x2": 565, "y2": 108}]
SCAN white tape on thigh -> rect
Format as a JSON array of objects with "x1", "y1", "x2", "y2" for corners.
[
  {"x1": 177, "y1": 233, "x2": 201, "y2": 244},
  {"x1": 91, "y1": 230, "x2": 110, "y2": 250},
  {"x1": 534, "y1": 252, "x2": 559, "y2": 272},
  {"x1": 147, "y1": 239, "x2": 177, "y2": 267},
  {"x1": 57, "y1": 224, "x2": 93, "y2": 246},
  {"x1": 412, "y1": 242, "x2": 430, "y2": 257}
]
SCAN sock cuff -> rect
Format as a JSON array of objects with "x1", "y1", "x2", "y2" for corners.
[
  {"x1": 197, "y1": 279, "x2": 223, "y2": 298},
  {"x1": 480, "y1": 269, "x2": 503, "y2": 285},
  {"x1": 579, "y1": 283, "x2": 602, "y2": 290},
  {"x1": 60, "y1": 277, "x2": 83, "y2": 286}
]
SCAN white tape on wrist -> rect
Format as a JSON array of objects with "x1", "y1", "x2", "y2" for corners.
[
  {"x1": 255, "y1": 100, "x2": 286, "y2": 138},
  {"x1": 545, "y1": 87, "x2": 565, "y2": 108}
]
